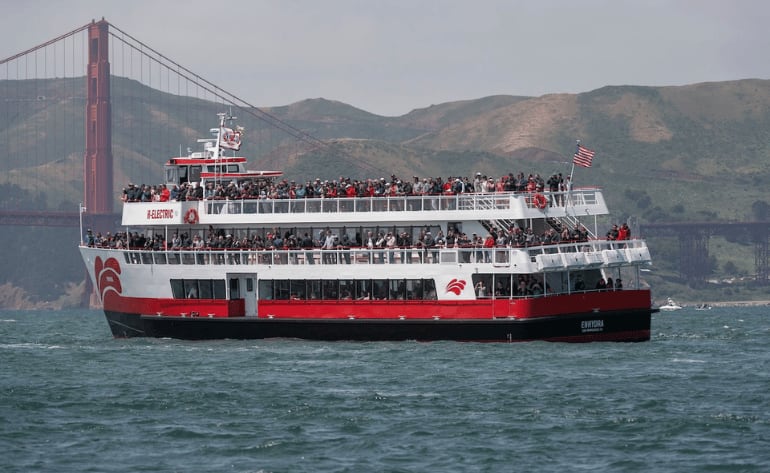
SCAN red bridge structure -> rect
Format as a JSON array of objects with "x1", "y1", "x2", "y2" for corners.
[
  {"x1": 0, "y1": 18, "x2": 338, "y2": 233},
  {"x1": 0, "y1": 19, "x2": 768, "y2": 297}
]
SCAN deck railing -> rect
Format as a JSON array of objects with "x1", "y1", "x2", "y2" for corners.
[
  {"x1": 95, "y1": 238, "x2": 649, "y2": 269},
  {"x1": 201, "y1": 189, "x2": 602, "y2": 216}
]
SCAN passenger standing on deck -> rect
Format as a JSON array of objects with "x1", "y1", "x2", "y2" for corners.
[
  {"x1": 302, "y1": 232, "x2": 315, "y2": 264},
  {"x1": 340, "y1": 233, "x2": 352, "y2": 264},
  {"x1": 385, "y1": 232, "x2": 397, "y2": 263},
  {"x1": 322, "y1": 230, "x2": 336, "y2": 264},
  {"x1": 422, "y1": 231, "x2": 437, "y2": 263},
  {"x1": 483, "y1": 232, "x2": 496, "y2": 262},
  {"x1": 365, "y1": 231, "x2": 376, "y2": 263},
  {"x1": 398, "y1": 231, "x2": 412, "y2": 263}
]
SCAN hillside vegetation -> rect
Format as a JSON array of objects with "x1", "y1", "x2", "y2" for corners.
[{"x1": 1, "y1": 77, "x2": 770, "y2": 306}]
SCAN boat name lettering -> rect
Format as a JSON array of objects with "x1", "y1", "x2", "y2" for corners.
[
  {"x1": 147, "y1": 209, "x2": 175, "y2": 219},
  {"x1": 581, "y1": 319, "x2": 604, "y2": 333}
]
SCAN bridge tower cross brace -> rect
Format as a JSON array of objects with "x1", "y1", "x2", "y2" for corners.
[
  {"x1": 84, "y1": 19, "x2": 113, "y2": 216},
  {"x1": 678, "y1": 229, "x2": 710, "y2": 283}
]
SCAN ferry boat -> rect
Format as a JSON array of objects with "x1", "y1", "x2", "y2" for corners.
[{"x1": 78, "y1": 114, "x2": 656, "y2": 342}]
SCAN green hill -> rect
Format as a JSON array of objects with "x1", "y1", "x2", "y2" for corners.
[{"x1": 2, "y1": 77, "x2": 770, "y2": 306}]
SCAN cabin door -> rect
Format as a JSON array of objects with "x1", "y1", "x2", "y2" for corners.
[{"x1": 228, "y1": 273, "x2": 258, "y2": 317}]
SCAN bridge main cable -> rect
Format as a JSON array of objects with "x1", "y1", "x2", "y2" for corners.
[
  {"x1": 108, "y1": 22, "x2": 330, "y2": 151},
  {"x1": 0, "y1": 22, "x2": 91, "y2": 65}
]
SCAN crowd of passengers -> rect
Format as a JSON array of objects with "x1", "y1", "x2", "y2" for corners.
[
  {"x1": 122, "y1": 171, "x2": 574, "y2": 203},
  {"x1": 86, "y1": 220, "x2": 630, "y2": 253}
]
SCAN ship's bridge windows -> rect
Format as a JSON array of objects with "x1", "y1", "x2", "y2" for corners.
[
  {"x1": 167, "y1": 164, "x2": 202, "y2": 186},
  {"x1": 189, "y1": 165, "x2": 202, "y2": 184},
  {"x1": 177, "y1": 166, "x2": 188, "y2": 185},
  {"x1": 165, "y1": 167, "x2": 179, "y2": 186},
  {"x1": 206, "y1": 164, "x2": 240, "y2": 173}
]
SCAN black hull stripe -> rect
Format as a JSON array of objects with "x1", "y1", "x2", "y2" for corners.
[{"x1": 104, "y1": 310, "x2": 652, "y2": 342}]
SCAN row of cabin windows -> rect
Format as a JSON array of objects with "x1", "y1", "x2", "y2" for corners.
[
  {"x1": 259, "y1": 279, "x2": 438, "y2": 301},
  {"x1": 170, "y1": 278, "x2": 438, "y2": 301},
  {"x1": 171, "y1": 279, "x2": 227, "y2": 300}
]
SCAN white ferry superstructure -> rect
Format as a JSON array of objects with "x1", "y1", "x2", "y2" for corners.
[{"x1": 79, "y1": 115, "x2": 656, "y2": 342}]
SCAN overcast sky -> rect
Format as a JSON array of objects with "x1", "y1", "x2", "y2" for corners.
[{"x1": 2, "y1": 0, "x2": 770, "y2": 116}]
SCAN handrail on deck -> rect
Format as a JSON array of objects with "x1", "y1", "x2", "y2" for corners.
[
  {"x1": 193, "y1": 189, "x2": 603, "y2": 216},
  {"x1": 84, "y1": 237, "x2": 648, "y2": 268}
]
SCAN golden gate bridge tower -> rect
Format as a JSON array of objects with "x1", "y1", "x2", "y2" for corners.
[
  {"x1": 84, "y1": 19, "x2": 113, "y2": 226},
  {"x1": 0, "y1": 18, "x2": 345, "y2": 307}
]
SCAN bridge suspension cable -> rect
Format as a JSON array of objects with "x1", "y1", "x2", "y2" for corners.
[
  {"x1": 0, "y1": 22, "x2": 91, "y2": 66},
  {"x1": 109, "y1": 24, "x2": 329, "y2": 152}
]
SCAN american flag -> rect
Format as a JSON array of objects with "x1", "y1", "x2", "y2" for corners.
[
  {"x1": 573, "y1": 144, "x2": 596, "y2": 168},
  {"x1": 220, "y1": 127, "x2": 243, "y2": 151}
]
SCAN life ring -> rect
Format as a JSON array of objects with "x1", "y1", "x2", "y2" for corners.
[
  {"x1": 533, "y1": 193, "x2": 548, "y2": 209},
  {"x1": 184, "y1": 208, "x2": 199, "y2": 224}
]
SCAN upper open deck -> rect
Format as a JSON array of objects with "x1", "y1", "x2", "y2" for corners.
[{"x1": 123, "y1": 188, "x2": 608, "y2": 227}]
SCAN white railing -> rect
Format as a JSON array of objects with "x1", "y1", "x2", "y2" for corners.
[
  {"x1": 107, "y1": 237, "x2": 649, "y2": 269},
  {"x1": 202, "y1": 189, "x2": 602, "y2": 216}
]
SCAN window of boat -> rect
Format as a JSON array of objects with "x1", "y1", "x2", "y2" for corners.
[
  {"x1": 153, "y1": 252, "x2": 167, "y2": 264},
  {"x1": 423, "y1": 279, "x2": 437, "y2": 300},
  {"x1": 274, "y1": 280, "x2": 290, "y2": 300},
  {"x1": 229, "y1": 278, "x2": 240, "y2": 300},
  {"x1": 189, "y1": 165, "x2": 202, "y2": 183},
  {"x1": 307, "y1": 280, "x2": 321, "y2": 300},
  {"x1": 184, "y1": 280, "x2": 199, "y2": 299},
  {"x1": 494, "y1": 275, "x2": 512, "y2": 297},
  {"x1": 170, "y1": 279, "x2": 184, "y2": 299},
  {"x1": 289, "y1": 280, "x2": 305, "y2": 299},
  {"x1": 471, "y1": 274, "x2": 493, "y2": 298},
  {"x1": 258, "y1": 280, "x2": 274, "y2": 300},
  {"x1": 389, "y1": 279, "x2": 405, "y2": 300},
  {"x1": 406, "y1": 279, "x2": 422, "y2": 300},
  {"x1": 322, "y1": 280, "x2": 338, "y2": 300},
  {"x1": 213, "y1": 280, "x2": 226, "y2": 299},
  {"x1": 165, "y1": 167, "x2": 178, "y2": 186},
  {"x1": 140, "y1": 252, "x2": 153, "y2": 264},
  {"x1": 199, "y1": 280, "x2": 213, "y2": 299},
  {"x1": 339, "y1": 280, "x2": 354, "y2": 300},
  {"x1": 171, "y1": 279, "x2": 225, "y2": 299},
  {"x1": 372, "y1": 279, "x2": 388, "y2": 300},
  {"x1": 355, "y1": 280, "x2": 371, "y2": 300}
]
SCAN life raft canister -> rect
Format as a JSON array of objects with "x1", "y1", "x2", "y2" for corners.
[
  {"x1": 184, "y1": 208, "x2": 199, "y2": 224},
  {"x1": 533, "y1": 193, "x2": 548, "y2": 209}
]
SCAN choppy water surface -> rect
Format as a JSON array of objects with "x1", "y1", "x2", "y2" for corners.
[{"x1": 2, "y1": 308, "x2": 769, "y2": 472}]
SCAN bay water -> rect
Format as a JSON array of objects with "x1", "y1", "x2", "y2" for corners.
[{"x1": 2, "y1": 308, "x2": 769, "y2": 472}]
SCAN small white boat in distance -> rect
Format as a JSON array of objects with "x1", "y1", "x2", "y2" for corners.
[
  {"x1": 694, "y1": 303, "x2": 712, "y2": 311},
  {"x1": 659, "y1": 297, "x2": 683, "y2": 311}
]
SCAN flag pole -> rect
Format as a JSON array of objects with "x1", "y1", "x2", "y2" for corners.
[{"x1": 568, "y1": 139, "x2": 579, "y2": 182}]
